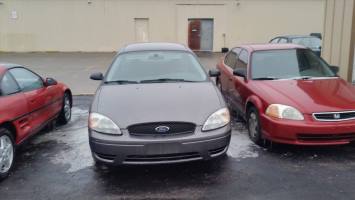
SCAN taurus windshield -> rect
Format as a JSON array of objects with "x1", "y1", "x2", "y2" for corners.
[
  {"x1": 105, "y1": 51, "x2": 207, "y2": 83},
  {"x1": 251, "y1": 49, "x2": 336, "y2": 80}
]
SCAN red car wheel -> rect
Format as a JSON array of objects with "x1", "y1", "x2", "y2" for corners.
[
  {"x1": 0, "y1": 128, "x2": 15, "y2": 180},
  {"x1": 247, "y1": 107, "x2": 263, "y2": 145}
]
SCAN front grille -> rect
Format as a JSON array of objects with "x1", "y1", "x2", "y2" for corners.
[
  {"x1": 297, "y1": 133, "x2": 355, "y2": 141},
  {"x1": 313, "y1": 111, "x2": 355, "y2": 121},
  {"x1": 124, "y1": 152, "x2": 201, "y2": 163},
  {"x1": 128, "y1": 122, "x2": 196, "y2": 136}
]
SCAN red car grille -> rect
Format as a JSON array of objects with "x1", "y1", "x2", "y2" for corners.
[{"x1": 313, "y1": 111, "x2": 355, "y2": 121}]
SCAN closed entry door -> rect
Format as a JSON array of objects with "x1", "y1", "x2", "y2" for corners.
[
  {"x1": 188, "y1": 19, "x2": 214, "y2": 51},
  {"x1": 135, "y1": 18, "x2": 149, "y2": 42}
]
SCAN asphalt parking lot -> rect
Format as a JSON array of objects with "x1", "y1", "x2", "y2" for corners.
[{"x1": 1, "y1": 96, "x2": 355, "y2": 200}]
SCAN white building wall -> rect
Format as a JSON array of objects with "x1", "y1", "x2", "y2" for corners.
[{"x1": 0, "y1": 0, "x2": 326, "y2": 52}]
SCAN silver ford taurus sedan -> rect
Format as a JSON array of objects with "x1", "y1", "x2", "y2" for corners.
[{"x1": 89, "y1": 43, "x2": 231, "y2": 165}]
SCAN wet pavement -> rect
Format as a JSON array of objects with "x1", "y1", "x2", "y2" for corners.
[{"x1": 1, "y1": 96, "x2": 355, "y2": 199}]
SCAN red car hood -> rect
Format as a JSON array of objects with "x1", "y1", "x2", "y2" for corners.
[{"x1": 252, "y1": 78, "x2": 355, "y2": 114}]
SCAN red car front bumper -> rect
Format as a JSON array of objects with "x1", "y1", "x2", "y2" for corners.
[{"x1": 260, "y1": 114, "x2": 355, "y2": 145}]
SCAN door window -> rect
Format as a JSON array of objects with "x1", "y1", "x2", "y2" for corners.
[
  {"x1": 224, "y1": 48, "x2": 241, "y2": 69},
  {"x1": 0, "y1": 72, "x2": 21, "y2": 96},
  {"x1": 10, "y1": 68, "x2": 44, "y2": 92},
  {"x1": 279, "y1": 38, "x2": 288, "y2": 43},
  {"x1": 236, "y1": 50, "x2": 248, "y2": 69},
  {"x1": 270, "y1": 38, "x2": 280, "y2": 43},
  {"x1": 224, "y1": 52, "x2": 237, "y2": 68}
]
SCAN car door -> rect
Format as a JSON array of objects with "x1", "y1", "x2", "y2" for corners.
[
  {"x1": 0, "y1": 71, "x2": 30, "y2": 143},
  {"x1": 46, "y1": 82, "x2": 63, "y2": 118},
  {"x1": 219, "y1": 48, "x2": 241, "y2": 104},
  {"x1": 229, "y1": 49, "x2": 249, "y2": 114},
  {"x1": 9, "y1": 67, "x2": 52, "y2": 133}
]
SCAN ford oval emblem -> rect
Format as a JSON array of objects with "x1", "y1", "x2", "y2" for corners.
[{"x1": 155, "y1": 126, "x2": 170, "y2": 133}]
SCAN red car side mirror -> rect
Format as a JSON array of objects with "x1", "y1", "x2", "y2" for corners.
[{"x1": 45, "y1": 78, "x2": 58, "y2": 86}]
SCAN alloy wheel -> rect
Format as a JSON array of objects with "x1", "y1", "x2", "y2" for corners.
[
  {"x1": 0, "y1": 135, "x2": 14, "y2": 174},
  {"x1": 64, "y1": 95, "x2": 71, "y2": 121},
  {"x1": 248, "y1": 112, "x2": 259, "y2": 139}
]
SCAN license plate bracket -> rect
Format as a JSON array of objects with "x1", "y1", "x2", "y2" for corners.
[{"x1": 145, "y1": 143, "x2": 181, "y2": 155}]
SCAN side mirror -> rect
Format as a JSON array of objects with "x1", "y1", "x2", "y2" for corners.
[
  {"x1": 233, "y1": 68, "x2": 247, "y2": 78},
  {"x1": 209, "y1": 69, "x2": 221, "y2": 77},
  {"x1": 329, "y1": 65, "x2": 339, "y2": 74},
  {"x1": 221, "y1": 48, "x2": 229, "y2": 53},
  {"x1": 45, "y1": 78, "x2": 58, "y2": 86},
  {"x1": 90, "y1": 72, "x2": 104, "y2": 80}
]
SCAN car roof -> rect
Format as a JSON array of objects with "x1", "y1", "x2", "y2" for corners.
[
  {"x1": 0, "y1": 63, "x2": 22, "y2": 74},
  {"x1": 276, "y1": 35, "x2": 319, "y2": 39},
  {"x1": 119, "y1": 42, "x2": 192, "y2": 54},
  {"x1": 237, "y1": 43, "x2": 307, "y2": 52},
  {"x1": 0, "y1": 63, "x2": 22, "y2": 70}
]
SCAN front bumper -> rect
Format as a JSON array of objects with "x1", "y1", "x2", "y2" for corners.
[
  {"x1": 89, "y1": 125, "x2": 231, "y2": 165},
  {"x1": 260, "y1": 114, "x2": 355, "y2": 145}
]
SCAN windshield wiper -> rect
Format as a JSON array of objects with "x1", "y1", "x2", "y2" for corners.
[
  {"x1": 289, "y1": 76, "x2": 313, "y2": 80},
  {"x1": 104, "y1": 80, "x2": 139, "y2": 84},
  {"x1": 292, "y1": 76, "x2": 338, "y2": 80},
  {"x1": 140, "y1": 78, "x2": 197, "y2": 83},
  {"x1": 253, "y1": 77, "x2": 278, "y2": 80}
]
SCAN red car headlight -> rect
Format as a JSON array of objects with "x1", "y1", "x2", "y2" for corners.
[{"x1": 266, "y1": 104, "x2": 304, "y2": 121}]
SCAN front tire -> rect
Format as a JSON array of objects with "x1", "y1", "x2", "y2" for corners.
[
  {"x1": 247, "y1": 107, "x2": 263, "y2": 145},
  {"x1": 0, "y1": 128, "x2": 15, "y2": 180},
  {"x1": 58, "y1": 93, "x2": 71, "y2": 125}
]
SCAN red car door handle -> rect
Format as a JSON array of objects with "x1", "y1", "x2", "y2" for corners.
[{"x1": 30, "y1": 99, "x2": 36, "y2": 103}]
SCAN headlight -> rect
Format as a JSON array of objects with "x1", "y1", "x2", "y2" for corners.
[
  {"x1": 89, "y1": 113, "x2": 122, "y2": 135},
  {"x1": 202, "y1": 108, "x2": 230, "y2": 131},
  {"x1": 265, "y1": 104, "x2": 304, "y2": 120}
]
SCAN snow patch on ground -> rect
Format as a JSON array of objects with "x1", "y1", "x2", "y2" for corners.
[
  {"x1": 227, "y1": 122, "x2": 259, "y2": 160},
  {"x1": 32, "y1": 107, "x2": 93, "y2": 173}
]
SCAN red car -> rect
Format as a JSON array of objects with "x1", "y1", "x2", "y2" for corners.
[
  {"x1": 217, "y1": 44, "x2": 355, "y2": 146},
  {"x1": 0, "y1": 63, "x2": 72, "y2": 179}
]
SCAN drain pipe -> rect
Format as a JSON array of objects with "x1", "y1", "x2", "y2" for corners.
[{"x1": 221, "y1": 33, "x2": 229, "y2": 53}]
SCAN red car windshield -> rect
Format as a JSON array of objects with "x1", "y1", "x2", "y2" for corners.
[{"x1": 251, "y1": 49, "x2": 336, "y2": 80}]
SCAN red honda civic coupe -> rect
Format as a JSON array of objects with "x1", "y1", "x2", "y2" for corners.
[
  {"x1": 217, "y1": 44, "x2": 355, "y2": 146},
  {"x1": 0, "y1": 63, "x2": 72, "y2": 179}
]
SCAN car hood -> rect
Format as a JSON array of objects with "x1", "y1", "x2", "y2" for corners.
[
  {"x1": 92, "y1": 82, "x2": 224, "y2": 128},
  {"x1": 252, "y1": 78, "x2": 355, "y2": 114}
]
